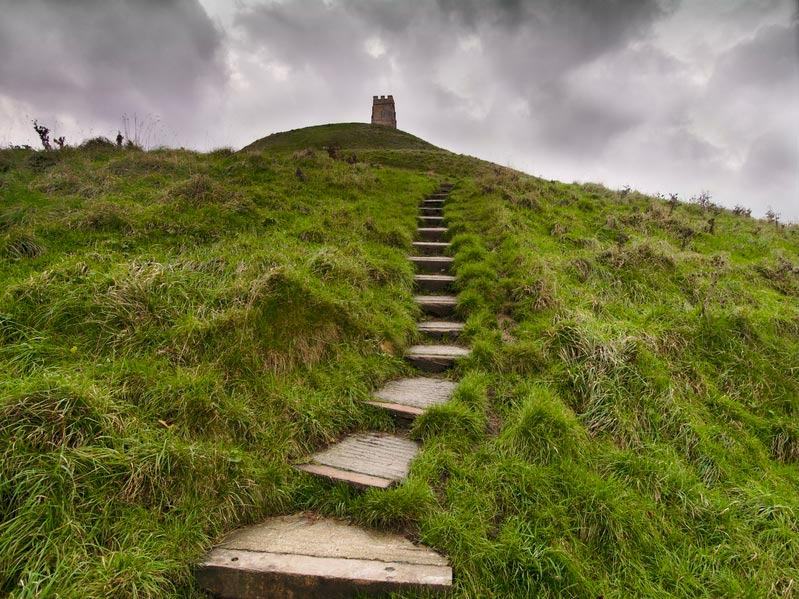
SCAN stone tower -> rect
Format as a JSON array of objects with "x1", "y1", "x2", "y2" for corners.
[{"x1": 371, "y1": 95, "x2": 397, "y2": 128}]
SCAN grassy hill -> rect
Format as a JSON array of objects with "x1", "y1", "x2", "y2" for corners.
[
  {"x1": 242, "y1": 122, "x2": 439, "y2": 153},
  {"x1": 1, "y1": 125, "x2": 798, "y2": 597}
]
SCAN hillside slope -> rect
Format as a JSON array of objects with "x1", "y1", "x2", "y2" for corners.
[{"x1": 1, "y1": 125, "x2": 798, "y2": 597}]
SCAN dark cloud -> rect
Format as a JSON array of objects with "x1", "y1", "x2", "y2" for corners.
[{"x1": 0, "y1": 0, "x2": 226, "y2": 144}]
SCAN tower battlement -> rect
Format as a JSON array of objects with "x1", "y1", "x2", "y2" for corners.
[{"x1": 371, "y1": 95, "x2": 397, "y2": 128}]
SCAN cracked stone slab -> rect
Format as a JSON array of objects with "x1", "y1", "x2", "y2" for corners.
[{"x1": 196, "y1": 514, "x2": 452, "y2": 598}]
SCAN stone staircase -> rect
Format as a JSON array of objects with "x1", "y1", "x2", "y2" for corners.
[{"x1": 196, "y1": 183, "x2": 466, "y2": 597}]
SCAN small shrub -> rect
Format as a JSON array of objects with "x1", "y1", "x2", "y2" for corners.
[
  {"x1": 690, "y1": 190, "x2": 716, "y2": 212},
  {"x1": 32, "y1": 120, "x2": 52, "y2": 150},
  {"x1": 766, "y1": 207, "x2": 781, "y2": 229}
]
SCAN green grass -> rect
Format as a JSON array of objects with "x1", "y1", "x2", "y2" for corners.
[
  {"x1": 1, "y1": 125, "x2": 798, "y2": 597},
  {"x1": 242, "y1": 122, "x2": 439, "y2": 153}
]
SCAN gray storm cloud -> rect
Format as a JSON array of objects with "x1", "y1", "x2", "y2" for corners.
[
  {"x1": 0, "y1": 0, "x2": 226, "y2": 145},
  {"x1": 0, "y1": 0, "x2": 796, "y2": 218}
]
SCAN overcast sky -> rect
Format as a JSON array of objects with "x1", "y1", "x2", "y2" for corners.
[{"x1": 1, "y1": 0, "x2": 797, "y2": 219}]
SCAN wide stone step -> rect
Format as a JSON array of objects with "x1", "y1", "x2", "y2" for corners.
[
  {"x1": 418, "y1": 215, "x2": 444, "y2": 226},
  {"x1": 422, "y1": 199, "x2": 445, "y2": 207},
  {"x1": 415, "y1": 295, "x2": 457, "y2": 317},
  {"x1": 410, "y1": 256, "x2": 452, "y2": 274},
  {"x1": 196, "y1": 513, "x2": 452, "y2": 598},
  {"x1": 414, "y1": 273, "x2": 455, "y2": 292},
  {"x1": 295, "y1": 432, "x2": 418, "y2": 488},
  {"x1": 412, "y1": 241, "x2": 450, "y2": 256},
  {"x1": 420, "y1": 207, "x2": 443, "y2": 217},
  {"x1": 418, "y1": 321, "x2": 464, "y2": 339},
  {"x1": 367, "y1": 377, "x2": 456, "y2": 418},
  {"x1": 417, "y1": 227, "x2": 448, "y2": 242},
  {"x1": 405, "y1": 344, "x2": 470, "y2": 372}
]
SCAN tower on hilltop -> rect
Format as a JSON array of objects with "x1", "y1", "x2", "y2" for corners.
[{"x1": 371, "y1": 95, "x2": 396, "y2": 128}]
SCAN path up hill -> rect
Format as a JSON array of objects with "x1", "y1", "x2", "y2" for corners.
[{"x1": 0, "y1": 123, "x2": 797, "y2": 598}]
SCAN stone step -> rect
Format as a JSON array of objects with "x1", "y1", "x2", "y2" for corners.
[
  {"x1": 410, "y1": 256, "x2": 452, "y2": 274},
  {"x1": 295, "y1": 432, "x2": 418, "y2": 489},
  {"x1": 414, "y1": 273, "x2": 455, "y2": 292},
  {"x1": 415, "y1": 295, "x2": 457, "y2": 317},
  {"x1": 420, "y1": 207, "x2": 443, "y2": 217},
  {"x1": 429, "y1": 192, "x2": 449, "y2": 198},
  {"x1": 418, "y1": 321, "x2": 464, "y2": 339},
  {"x1": 418, "y1": 215, "x2": 444, "y2": 226},
  {"x1": 405, "y1": 344, "x2": 470, "y2": 372},
  {"x1": 417, "y1": 227, "x2": 448, "y2": 242},
  {"x1": 412, "y1": 241, "x2": 450, "y2": 256},
  {"x1": 422, "y1": 199, "x2": 445, "y2": 207},
  {"x1": 367, "y1": 377, "x2": 456, "y2": 418},
  {"x1": 196, "y1": 513, "x2": 452, "y2": 598}
]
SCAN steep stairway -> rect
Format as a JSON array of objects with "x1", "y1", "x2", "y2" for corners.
[{"x1": 196, "y1": 183, "x2": 465, "y2": 597}]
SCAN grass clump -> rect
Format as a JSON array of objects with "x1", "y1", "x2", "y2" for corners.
[{"x1": 500, "y1": 387, "x2": 585, "y2": 464}]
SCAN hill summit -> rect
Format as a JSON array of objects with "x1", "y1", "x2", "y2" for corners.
[{"x1": 242, "y1": 122, "x2": 438, "y2": 153}]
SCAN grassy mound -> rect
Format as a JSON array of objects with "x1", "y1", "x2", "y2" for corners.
[
  {"x1": 1, "y1": 126, "x2": 798, "y2": 598},
  {"x1": 242, "y1": 122, "x2": 439, "y2": 153}
]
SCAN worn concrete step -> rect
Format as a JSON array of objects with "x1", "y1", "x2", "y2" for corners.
[
  {"x1": 410, "y1": 256, "x2": 452, "y2": 274},
  {"x1": 420, "y1": 207, "x2": 443, "y2": 217},
  {"x1": 429, "y1": 192, "x2": 449, "y2": 199},
  {"x1": 418, "y1": 215, "x2": 444, "y2": 226},
  {"x1": 412, "y1": 241, "x2": 450, "y2": 256},
  {"x1": 418, "y1": 321, "x2": 464, "y2": 339},
  {"x1": 422, "y1": 199, "x2": 445, "y2": 207},
  {"x1": 414, "y1": 273, "x2": 455, "y2": 292},
  {"x1": 367, "y1": 377, "x2": 456, "y2": 418},
  {"x1": 405, "y1": 344, "x2": 470, "y2": 372},
  {"x1": 417, "y1": 227, "x2": 448, "y2": 242},
  {"x1": 415, "y1": 295, "x2": 457, "y2": 317},
  {"x1": 196, "y1": 513, "x2": 452, "y2": 598},
  {"x1": 295, "y1": 432, "x2": 418, "y2": 488}
]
